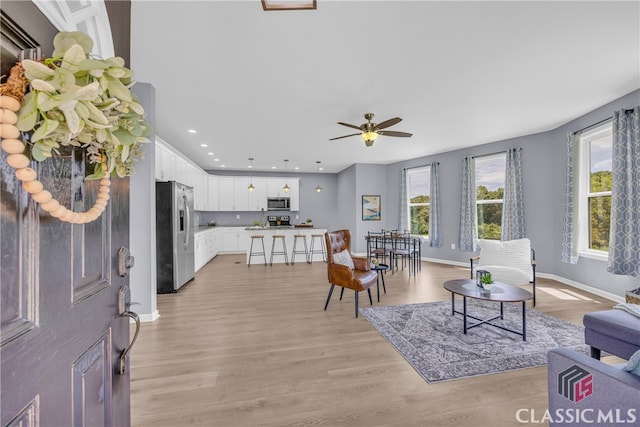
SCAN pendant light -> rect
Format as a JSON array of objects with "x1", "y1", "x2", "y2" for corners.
[
  {"x1": 282, "y1": 159, "x2": 290, "y2": 193},
  {"x1": 315, "y1": 161, "x2": 322, "y2": 193},
  {"x1": 247, "y1": 158, "x2": 255, "y2": 192}
]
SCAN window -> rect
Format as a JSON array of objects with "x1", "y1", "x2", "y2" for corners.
[
  {"x1": 475, "y1": 153, "x2": 506, "y2": 240},
  {"x1": 579, "y1": 123, "x2": 612, "y2": 254},
  {"x1": 407, "y1": 166, "x2": 430, "y2": 236}
]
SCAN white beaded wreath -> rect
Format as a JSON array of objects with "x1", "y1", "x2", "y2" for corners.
[{"x1": 1, "y1": 94, "x2": 111, "y2": 224}]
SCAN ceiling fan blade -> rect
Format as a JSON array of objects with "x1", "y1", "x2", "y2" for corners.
[
  {"x1": 374, "y1": 117, "x2": 402, "y2": 130},
  {"x1": 329, "y1": 132, "x2": 362, "y2": 141},
  {"x1": 377, "y1": 130, "x2": 413, "y2": 138},
  {"x1": 337, "y1": 122, "x2": 362, "y2": 131}
]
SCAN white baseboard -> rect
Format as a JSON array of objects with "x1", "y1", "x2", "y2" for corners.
[
  {"x1": 536, "y1": 273, "x2": 624, "y2": 304},
  {"x1": 419, "y1": 257, "x2": 623, "y2": 303},
  {"x1": 135, "y1": 310, "x2": 160, "y2": 323}
]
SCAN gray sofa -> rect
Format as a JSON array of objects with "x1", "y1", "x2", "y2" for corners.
[
  {"x1": 547, "y1": 348, "x2": 640, "y2": 426},
  {"x1": 584, "y1": 308, "x2": 640, "y2": 360}
]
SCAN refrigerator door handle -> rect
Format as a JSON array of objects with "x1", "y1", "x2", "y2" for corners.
[{"x1": 183, "y1": 194, "x2": 190, "y2": 247}]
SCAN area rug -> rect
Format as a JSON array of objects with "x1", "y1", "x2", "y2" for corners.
[{"x1": 359, "y1": 301, "x2": 589, "y2": 383}]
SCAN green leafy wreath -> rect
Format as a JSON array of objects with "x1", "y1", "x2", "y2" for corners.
[
  {"x1": 0, "y1": 31, "x2": 151, "y2": 224},
  {"x1": 10, "y1": 31, "x2": 150, "y2": 179}
]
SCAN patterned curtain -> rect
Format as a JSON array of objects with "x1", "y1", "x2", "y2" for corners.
[
  {"x1": 607, "y1": 106, "x2": 640, "y2": 277},
  {"x1": 501, "y1": 147, "x2": 525, "y2": 240},
  {"x1": 458, "y1": 157, "x2": 477, "y2": 251},
  {"x1": 398, "y1": 168, "x2": 408, "y2": 231},
  {"x1": 429, "y1": 162, "x2": 442, "y2": 247},
  {"x1": 561, "y1": 133, "x2": 580, "y2": 264}
]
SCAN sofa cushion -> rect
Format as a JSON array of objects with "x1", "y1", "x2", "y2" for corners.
[{"x1": 584, "y1": 309, "x2": 640, "y2": 345}]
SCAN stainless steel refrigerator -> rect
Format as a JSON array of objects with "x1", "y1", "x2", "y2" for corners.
[{"x1": 156, "y1": 181, "x2": 195, "y2": 293}]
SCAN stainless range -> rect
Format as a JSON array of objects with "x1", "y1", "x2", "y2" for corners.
[{"x1": 268, "y1": 215, "x2": 290, "y2": 227}]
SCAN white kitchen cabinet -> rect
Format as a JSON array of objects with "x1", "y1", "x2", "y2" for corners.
[
  {"x1": 288, "y1": 178, "x2": 299, "y2": 211},
  {"x1": 219, "y1": 227, "x2": 247, "y2": 253},
  {"x1": 193, "y1": 169, "x2": 208, "y2": 211},
  {"x1": 155, "y1": 141, "x2": 176, "y2": 181},
  {"x1": 233, "y1": 177, "x2": 250, "y2": 211},
  {"x1": 195, "y1": 228, "x2": 220, "y2": 272},
  {"x1": 218, "y1": 177, "x2": 235, "y2": 211},
  {"x1": 217, "y1": 177, "x2": 252, "y2": 211},
  {"x1": 207, "y1": 175, "x2": 219, "y2": 210},
  {"x1": 248, "y1": 177, "x2": 268, "y2": 211},
  {"x1": 267, "y1": 177, "x2": 286, "y2": 198}
]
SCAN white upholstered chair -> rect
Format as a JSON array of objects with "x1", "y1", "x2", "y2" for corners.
[{"x1": 470, "y1": 238, "x2": 537, "y2": 305}]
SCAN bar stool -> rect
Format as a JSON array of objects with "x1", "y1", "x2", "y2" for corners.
[
  {"x1": 248, "y1": 235, "x2": 266, "y2": 267},
  {"x1": 270, "y1": 235, "x2": 289, "y2": 265},
  {"x1": 290, "y1": 234, "x2": 309, "y2": 265},
  {"x1": 308, "y1": 233, "x2": 327, "y2": 263}
]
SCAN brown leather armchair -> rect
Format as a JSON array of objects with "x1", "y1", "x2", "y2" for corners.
[{"x1": 324, "y1": 230, "x2": 377, "y2": 318}]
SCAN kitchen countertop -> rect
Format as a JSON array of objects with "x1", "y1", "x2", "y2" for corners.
[{"x1": 194, "y1": 225, "x2": 324, "y2": 234}]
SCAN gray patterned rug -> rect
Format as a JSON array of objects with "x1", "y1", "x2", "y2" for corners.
[{"x1": 359, "y1": 301, "x2": 588, "y2": 383}]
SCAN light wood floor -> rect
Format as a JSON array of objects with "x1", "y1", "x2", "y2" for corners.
[{"x1": 130, "y1": 255, "x2": 617, "y2": 427}]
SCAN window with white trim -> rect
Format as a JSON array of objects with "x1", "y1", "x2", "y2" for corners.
[
  {"x1": 579, "y1": 123, "x2": 612, "y2": 254},
  {"x1": 475, "y1": 153, "x2": 506, "y2": 240},
  {"x1": 407, "y1": 165, "x2": 430, "y2": 236}
]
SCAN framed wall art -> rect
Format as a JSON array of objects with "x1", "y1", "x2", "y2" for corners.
[{"x1": 362, "y1": 195, "x2": 381, "y2": 221}]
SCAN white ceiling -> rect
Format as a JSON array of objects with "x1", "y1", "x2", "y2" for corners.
[{"x1": 130, "y1": 1, "x2": 639, "y2": 174}]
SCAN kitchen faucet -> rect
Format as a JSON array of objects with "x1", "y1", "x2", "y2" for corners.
[{"x1": 259, "y1": 208, "x2": 266, "y2": 227}]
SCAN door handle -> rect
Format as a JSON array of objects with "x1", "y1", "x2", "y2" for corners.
[{"x1": 117, "y1": 284, "x2": 140, "y2": 375}]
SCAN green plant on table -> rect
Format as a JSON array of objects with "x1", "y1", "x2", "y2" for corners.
[{"x1": 480, "y1": 272, "x2": 493, "y2": 285}]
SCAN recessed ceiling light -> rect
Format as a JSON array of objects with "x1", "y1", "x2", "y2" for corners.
[
  {"x1": 272, "y1": 166, "x2": 277, "y2": 169},
  {"x1": 187, "y1": 129, "x2": 197, "y2": 134},
  {"x1": 220, "y1": 165, "x2": 226, "y2": 168},
  {"x1": 207, "y1": 152, "x2": 214, "y2": 155},
  {"x1": 214, "y1": 158, "x2": 220, "y2": 162},
  {"x1": 294, "y1": 166, "x2": 299, "y2": 170},
  {"x1": 200, "y1": 144, "x2": 208, "y2": 147}
]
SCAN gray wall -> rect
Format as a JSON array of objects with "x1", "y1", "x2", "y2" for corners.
[
  {"x1": 130, "y1": 83, "x2": 157, "y2": 321},
  {"x1": 383, "y1": 89, "x2": 640, "y2": 299},
  {"x1": 550, "y1": 90, "x2": 640, "y2": 298}
]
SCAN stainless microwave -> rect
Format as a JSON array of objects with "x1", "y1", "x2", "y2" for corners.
[{"x1": 267, "y1": 197, "x2": 290, "y2": 211}]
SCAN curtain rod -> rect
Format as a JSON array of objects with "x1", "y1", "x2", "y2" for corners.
[
  {"x1": 573, "y1": 108, "x2": 635, "y2": 136},
  {"x1": 403, "y1": 162, "x2": 439, "y2": 171}
]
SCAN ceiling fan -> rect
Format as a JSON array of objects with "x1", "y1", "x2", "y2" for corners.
[{"x1": 329, "y1": 113, "x2": 413, "y2": 147}]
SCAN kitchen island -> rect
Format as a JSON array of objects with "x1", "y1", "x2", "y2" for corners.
[{"x1": 244, "y1": 227, "x2": 327, "y2": 264}]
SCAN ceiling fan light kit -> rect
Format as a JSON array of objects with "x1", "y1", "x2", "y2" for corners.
[{"x1": 330, "y1": 113, "x2": 412, "y2": 147}]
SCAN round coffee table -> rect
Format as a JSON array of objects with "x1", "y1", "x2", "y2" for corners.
[{"x1": 443, "y1": 279, "x2": 533, "y2": 340}]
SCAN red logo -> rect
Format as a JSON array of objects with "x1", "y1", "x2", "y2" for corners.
[{"x1": 558, "y1": 365, "x2": 593, "y2": 402}]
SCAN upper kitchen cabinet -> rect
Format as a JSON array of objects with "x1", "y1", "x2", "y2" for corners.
[
  {"x1": 218, "y1": 177, "x2": 250, "y2": 211},
  {"x1": 193, "y1": 169, "x2": 209, "y2": 211},
  {"x1": 207, "y1": 175, "x2": 219, "y2": 210},
  {"x1": 155, "y1": 139, "x2": 176, "y2": 181},
  {"x1": 248, "y1": 177, "x2": 268, "y2": 211},
  {"x1": 288, "y1": 178, "x2": 300, "y2": 211}
]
